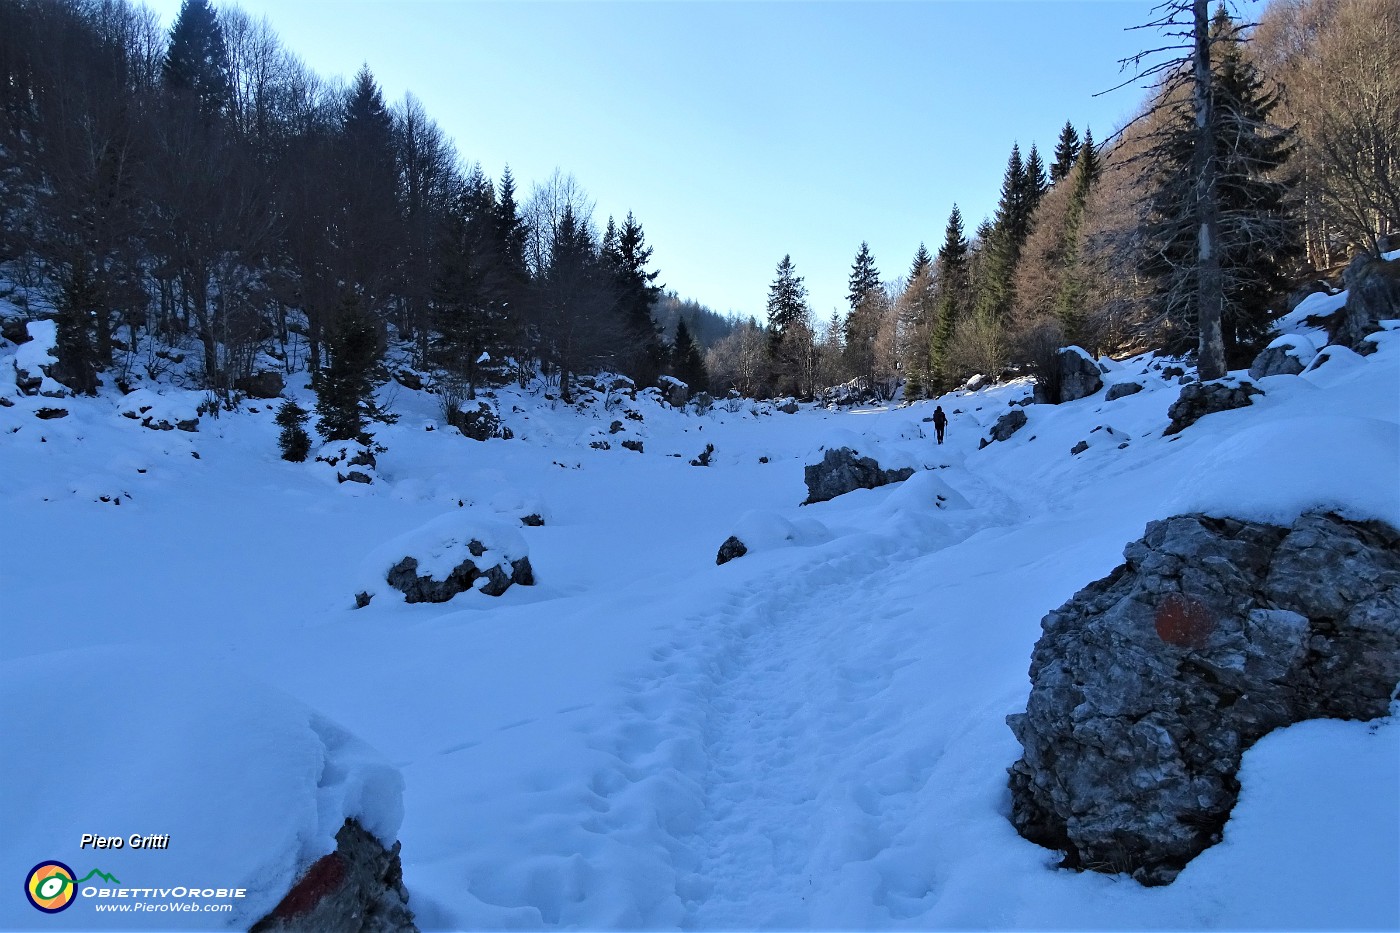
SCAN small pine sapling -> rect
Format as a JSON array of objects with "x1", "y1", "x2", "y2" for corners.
[{"x1": 275, "y1": 400, "x2": 312, "y2": 462}]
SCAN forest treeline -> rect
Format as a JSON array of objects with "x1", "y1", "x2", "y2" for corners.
[
  {"x1": 0, "y1": 0, "x2": 726, "y2": 441},
  {"x1": 707, "y1": 0, "x2": 1397, "y2": 400},
  {"x1": 1, "y1": 0, "x2": 1395, "y2": 428}
]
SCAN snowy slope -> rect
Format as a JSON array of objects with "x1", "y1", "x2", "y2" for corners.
[{"x1": 1, "y1": 296, "x2": 1397, "y2": 929}]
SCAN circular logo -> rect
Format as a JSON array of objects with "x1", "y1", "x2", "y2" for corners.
[{"x1": 25, "y1": 861, "x2": 77, "y2": 913}]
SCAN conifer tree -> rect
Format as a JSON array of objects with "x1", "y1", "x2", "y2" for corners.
[
  {"x1": 1139, "y1": 6, "x2": 1297, "y2": 364},
  {"x1": 316, "y1": 294, "x2": 385, "y2": 444},
  {"x1": 847, "y1": 241, "x2": 881, "y2": 312},
  {"x1": 766, "y1": 254, "x2": 809, "y2": 339},
  {"x1": 275, "y1": 400, "x2": 312, "y2": 462},
  {"x1": 162, "y1": 0, "x2": 231, "y2": 118},
  {"x1": 931, "y1": 205, "x2": 969, "y2": 390},
  {"x1": 432, "y1": 166, "x2": 510, "y2": 397},
  {"x1": 671, "y1": 318, "x2": 708, "y2": 394},
  {"x1": 337, "y1": 65, "x2": 401, "y2": 308},
  {"x1": 908, "y1": 243, "x2": 932, "y2": 283},
  {"x1": 1024, "y1": 144, "x2": 1049, "y2": 219},
  {"x1": 1054, "y1": 144, "x2": 1102, "y2": 346},
  {"x1": 1051, "y1": 121, "x2": 1081, "y2": 183},
  {"x1": 973, "y1": 145, "x2": 1032, "y2": 325},
  {"x1": 1077, "y1": 128, "x2": 1100, "y2": 187},
  {"x1": 611, "y1": 212, "x2": 666, "y2": 384}
]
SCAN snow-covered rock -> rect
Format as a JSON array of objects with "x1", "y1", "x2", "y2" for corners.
[
  {"x1": 1054, "y1": 345, "x2": 1103, "y2": 403},
  {"x1": 1340, "y1": 252, "x2": 1400, "y2": 351},
  {"x1": 1163, "y1": 378, "x2": 1262, "y2": 436},
  {"x1": 801, "y1": 446, "x2": 915, "y2": 504},
  {"x1": 1249, "y1": 333, "x2": 1319, "y2": 379},
  {"x1": 13, "y1": 320, "x2": 68, "y2": 397},
  {"x1": 356, "y1": 513, "x2": 533, "y2": 605},
  {"x1": 0, "y1": 647, "x2": 405, "y2": 929},
  {"x1": 1008, "y1": 511, "x2": 1400, "y2": 886}
]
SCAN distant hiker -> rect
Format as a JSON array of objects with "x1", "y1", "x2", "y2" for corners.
[{"x1": 933, "y1": 406, "x2": 948, "y2": 445}]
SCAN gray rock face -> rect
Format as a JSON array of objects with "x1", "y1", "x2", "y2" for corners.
[
  {"x1": 1340, "y1": 254, "x2": 1400, "y2": 351},
  {"x1": 235, "y1": 371, "x2": 285, "y2": 399},
  {"x1": 1105, "y1": 381, "x2": 1144, "y2": 401},
  {"x1": 1056, "y1": 348, "x2": 1104, "y2": 403},
  {"x1": 716, "y1": 535, "x2": 748, "y2": 565},
  {"x1": 251, "y1": 818, "x2": 416, "y2": 933},
  {"x1": 802, "y1": 447, "x2": 915, "y2": 505},
  {"x1": 1163, "y1": 380, "x2": 1262, "y2": 436},
  {"x1": 385, "y1": 543, "x2": 534, "y2": 603},
  {"x1": 987, "y1": 409, "x2": 1028, "y2": 443},
  {"x1": 1007, "y1": 511, "x2": 1400, "y2": 886},
  {"x1": 1248, "y1": 344, "x2": 1308, "y2": 380}
]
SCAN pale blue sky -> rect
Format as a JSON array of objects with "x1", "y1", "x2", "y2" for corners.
[{"x1": 150, "y1": 0, "x2": 1160, "y2": 321}]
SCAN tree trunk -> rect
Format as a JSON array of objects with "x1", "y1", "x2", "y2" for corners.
[{"x1": 1193, "y1": 0, "x2": 1227, "y2": 381}]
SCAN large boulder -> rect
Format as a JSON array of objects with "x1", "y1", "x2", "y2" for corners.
[
  {"x1": 1007, "y1": 511, "x2": 1400, "y2": 886},
  {"x1": 1248, "y1": 334, "x2": 1318, "y2": 380},
  {"x1": 985, "y1": 409, "x2": 1028, "y2": 443},
  {"x1": 1162, "y1": 379, "x2": 1262, "y2": 436},
  {"x1": 252, "y1": 818, "x2": 416, "y2": 933},
  {"x1": 802, "y1": 447, "x2": 915, "y2": 505},
  {"x1": 1339, "y1": 253, "x2": 1400, "y2": 351},
  {"x1": 658, "y1": 375, "x2": 689, "y2": 407},
  {"x1": 1104, "y1": 381, "x2": 1144, "y2": 401},
  {"x1": 1054, "y1": 346, "x2": 1104, "y2": 403}
]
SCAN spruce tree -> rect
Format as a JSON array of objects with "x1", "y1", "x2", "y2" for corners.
[
  {"x1": 432, "y1": 166, "x2": 510, "y2": 397},
  {"x1": 337, "y1": 66, "x2": 400, "y2": 307},
  {"x1": 162, "y1": 0, "x2": 231, "y2": 118},
  {"x1": 316, "y1": 294, "x2": 384, "y2": 444},
  {"x1": 931, "y1": 205, "x2": 969, "y2": 391},
  {"x1": 1024, "y1": 144, "x2": 1049, "y2": 219},
  {"x1": 671, "y1": 318, "x2": 709, "y2": 394},
  {"x1": 1051, "y1": 121, "x2": 1081, "y2": 183},
  {"x1": 908, "y1": 243, "x2": 932, "y2": 283},
  {"x1": 1139, "y1": 7, "x2": 1297, "y2": 364},
  {"x1": 611, "y1": 212, "x2": 666, "y2": 385},
  {"x1": 1054, "y1": 146, "x2": 1102, "y2": 347},
  {"x1": 1077, "y1": 129, "x2": 1100, "y2": 187},
  {"x1": 275, "y1": 400, "x2": 312, "y2": 462},
  {"x1": 766, "y1": 254, "x2": 809, "y2": 339},
  {"x1": 847, "y1": 241, "x2": 881, "y2": 312},
  {"x1": 973, "y1": 145, "x2": 1032, "y2": 325}
]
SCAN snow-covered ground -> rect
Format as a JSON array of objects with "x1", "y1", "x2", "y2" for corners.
[{"x1": 2, "y1": 301, "x2": 1398, "y2": 929}]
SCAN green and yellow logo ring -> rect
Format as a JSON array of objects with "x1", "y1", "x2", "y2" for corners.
[{"x1": 25, "y1": 861, "x2": 78, "y2": 913}]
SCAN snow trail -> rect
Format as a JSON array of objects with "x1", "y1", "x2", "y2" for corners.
[{"x1": 567, "y1": 467, "x2": 1019, "y2": 928}]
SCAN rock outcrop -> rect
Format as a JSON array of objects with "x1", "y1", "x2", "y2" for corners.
[
  {"x1": 802, "y1": 447, "x2": 915, "y2": 505},
  {"x1": 1339, "y1": 253, "x2": 1400, "y2": 352},
  {"x1": 1163, "y1": 379, "x2": 1262, "y2": 436},
  {"x1": 1007, "y1": 511, "x2": 1400, "y2": 885},
  {"x1": 1055, "y1": 347, "x2": 1103, "y2": 403},
  {"x1": 251, "y1": 818, "x2": 416, "y2": 933}
]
